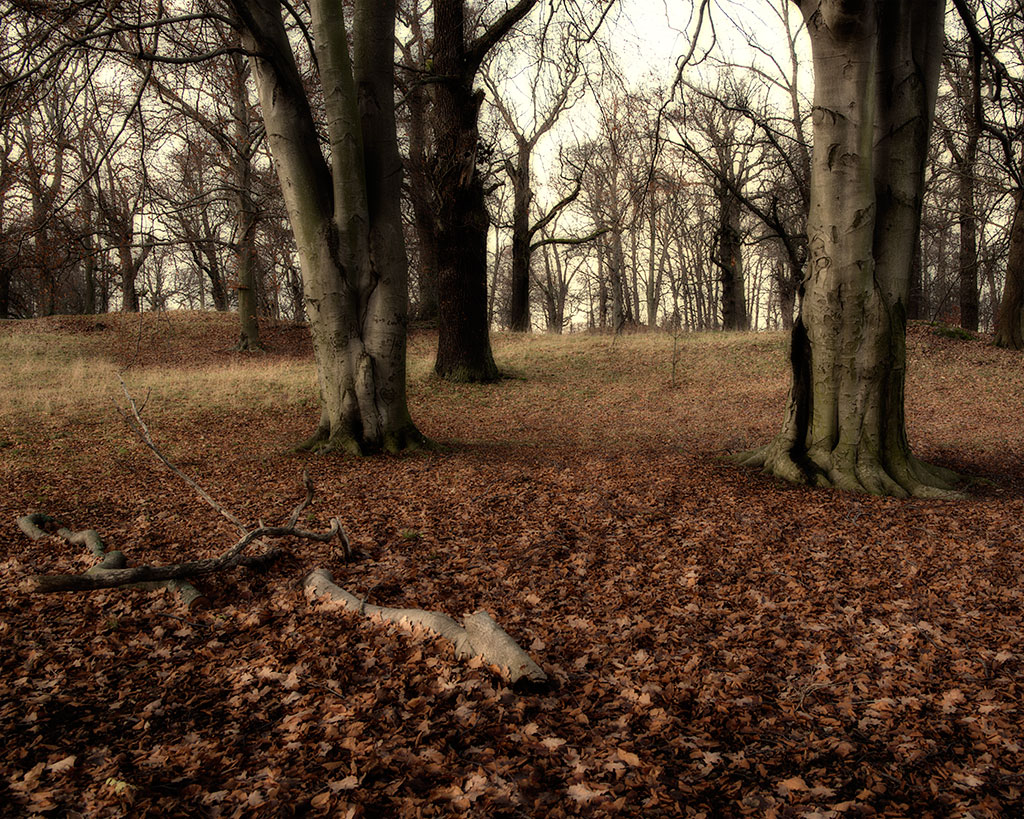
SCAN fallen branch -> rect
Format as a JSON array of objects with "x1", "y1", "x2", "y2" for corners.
[
  {"x1": 18, "y1": 513, "x2": 207, "y2": 609},
  {"x1": 27, "y1": 513, "x2": 344, "y2": 594},
  {"x1": 117, "y1": 375, "x2": 247, "y2": 534},
  {"x1": 304, "y1": 569, "x2": 547, "y2": 685}
]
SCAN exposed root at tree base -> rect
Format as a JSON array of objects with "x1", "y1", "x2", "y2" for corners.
[
  {"x1": 294, "y1": 424, "x2": 434, "y2": 456},
  {"x1": 433, "y1": 363, "x2": 501, "y2": 384},
  {"x1": 734, "y1": 442, "x2": 965, "y2": 500}
]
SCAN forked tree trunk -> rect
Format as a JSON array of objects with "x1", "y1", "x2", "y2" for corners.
[
  {"x1": 236, "y1": 0, "x2": 423, "y2": 454},
  {"x1": 742, "y1": 0, "x2": 959, "y2": 498}
]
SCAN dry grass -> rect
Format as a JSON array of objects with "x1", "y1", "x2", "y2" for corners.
[
  {"x1": 0, "y1": 314, "x2": 317, "y2": 423},
  {"x1": 0, "y1": 311, "x2": 1020, "y2": 484}
]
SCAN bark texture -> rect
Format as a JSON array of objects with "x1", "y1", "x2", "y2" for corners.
[
  {"x1": 429, "y1": 0, "x2": 502, "y2": 380},
  {"x1": 234, "y1": 0, "x2": 424, "y2": 453},
  {"x1": 994, "y1": 182, "x2": 1024, "y2": 349},
  {"x1": 229, "y1": 48, "x2": 262, "y2": 351},
  {"x1": 742, "y1": 0, "x2": 959, "y2": 498},
  {"x1": 717, "y1": 185, "x2": 748, "y2": 331}
]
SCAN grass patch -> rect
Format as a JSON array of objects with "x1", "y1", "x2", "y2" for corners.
[{"x1": 931, "y1": 322, "x2": 976, "y2": 341}]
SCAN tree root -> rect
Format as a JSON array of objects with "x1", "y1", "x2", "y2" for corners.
[
  {"x1": 295, "y1": 423, "x2": 434, "y2": 456},
  {"x1": 305, "y1": 569, "x2": 547, "y2": 685},
  {"x1": 735, "y1": 441, "x2": 964, "y2": 500},
  {"x1": 18, "y1": 513, "x2": 207, "y2": 609}
]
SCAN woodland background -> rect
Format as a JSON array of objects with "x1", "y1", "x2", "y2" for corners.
[{"x1": 3, "y1": 0, "x2": 1024, "y2": 815}]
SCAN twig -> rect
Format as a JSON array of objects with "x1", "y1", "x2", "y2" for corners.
[
  {"x1": 117, "y1": 375, "x2": 248, "y2": 534},
  {"x1": 29, "y1": 381, "x2": 351, "y2": 595}
]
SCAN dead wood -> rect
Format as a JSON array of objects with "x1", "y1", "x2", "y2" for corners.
[
  {"x1": 28, "y1": 519, "x2": 338, "y2": 594},
  {"x1": 25, "y1": 377, "x2": 352, "y2": 597},
  {"x1": 304, "y1": 569, "x2": 547, "y2": 685},
  {"x1": 18, "y1": 513, "x2": 208, "y2": 609}
]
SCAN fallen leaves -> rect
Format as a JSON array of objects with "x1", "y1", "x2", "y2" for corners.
[{"x1": 1, "y1": 315, "x2": 1024, "y2": 816}]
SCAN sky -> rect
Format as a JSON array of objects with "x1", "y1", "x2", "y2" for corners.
[{"x1": 513, "y1": 0, "x2": 811, "y2": 209}]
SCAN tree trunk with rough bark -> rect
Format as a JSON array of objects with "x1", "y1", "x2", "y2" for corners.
[
  {"x1": 717, "y1": 186, "x2": 748, "y2": 331},
  {"x1": 427, "y1": 0, "x2": 538, "y2": 377},
  {"x1": 994, "y1": 183, "x2": 1024, "y2": 349},
  {"x1": 234, "y1": 0, "x2": 423, "y2": 454},
  {"x1": 508, "y1": 142, "x2": 532, "y2": 332},
  {"x1": 230, "y1": 49, "x2": 262, "y2": 351},
  {"x1": 430, "y1": 0, "x2": 500, "y2": 380},
  {"x1": 741, "y1": 0, "x2": 959, "y2": 498}
]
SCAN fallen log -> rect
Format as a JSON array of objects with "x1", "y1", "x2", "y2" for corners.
[{"x1": 304, "y1": 568, "x2": 547, "y2": 685}]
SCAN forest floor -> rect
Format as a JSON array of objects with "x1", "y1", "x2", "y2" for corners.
[{"x1": 1, "y1": 311, "x2": 1023, "y2": 818}]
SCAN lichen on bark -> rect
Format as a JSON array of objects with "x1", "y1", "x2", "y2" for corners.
[{"x1": 740, "y1": 0, "x2": 960, "y2": 499}]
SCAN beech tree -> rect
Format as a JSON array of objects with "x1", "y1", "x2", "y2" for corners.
[
  {"x1": 229, "y1": 0, "x2": 424, "y2": 453},
  {"x1": 741, "y1": 0, "x2": 960, "y2": 497}
]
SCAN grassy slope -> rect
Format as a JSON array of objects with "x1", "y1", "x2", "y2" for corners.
[{"x1": 1, "y1": 312, "x2": 1022, "y2": 817}]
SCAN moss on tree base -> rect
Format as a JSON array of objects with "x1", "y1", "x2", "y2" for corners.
[
  {"x1": 294, "y1": 422, "x2": 433, "y2": 456},
  {"x1": 735, "y1": 441, "x2": 963, "y2": 499}
]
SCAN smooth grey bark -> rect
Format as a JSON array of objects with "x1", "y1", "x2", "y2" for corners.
[
  {"x1": 233, "y1": 0, "x2": 423, "y2": 454},
  {"x1": 741, "y1": 0, "x2": 960, "y2": 497}
]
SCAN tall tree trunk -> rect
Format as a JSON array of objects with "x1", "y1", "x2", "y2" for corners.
[
  {"x1": 118, "y1": 238, "x2": 139, "y2": 313},
  {"x1": 957, "y1": 38, "x2": 981, "y2": 332},
  {"x1": 994, "y1": 182, "x2": 1024, "y2": 349},
  {"x1": 609, "y1": 228, "x2": 626, "y2": 331},
  {"x1": 81, "y1": 189, "x2": 97, "y2": 315},
  {"x1": 742, "y1": 0, "x2": 957, "y2": 498},
  {"x1": 430, "y1": 0, "x2": 498, "y2": 380},
  {"x1": 508, "y1": 141, "x2": 532, "y2": 332},
  {"x1": 234, "y1": 173, "x2": 260, "y2": 349},
  {"x1": 231, "y1": 50, "x2": 262, "y2": 350},
  {"x1": 718, "y1": 186, "x2": 748, "y2": 331}
]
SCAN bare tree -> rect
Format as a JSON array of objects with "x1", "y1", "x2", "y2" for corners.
[
  {"x1": 225, "y1": 0, "x2": 424, "y2": 452},
  {"x1": 400, "y1": 0, "x2": 540, "y2": 380}
]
